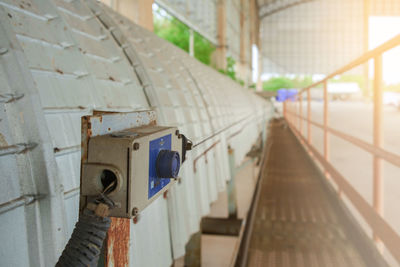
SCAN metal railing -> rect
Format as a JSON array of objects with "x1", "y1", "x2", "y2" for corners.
[{"x1": 283, "y1": 33, "x2": 400, "y2": 264}]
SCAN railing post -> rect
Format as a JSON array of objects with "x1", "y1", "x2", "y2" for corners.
[
  {"x1": 307, "y1": 88, "x2": 311, "y2": 144},
  {"x1": 227, "y1": 146, "x2": 237, "y2": 218},
  {"x1": 184, "y1": 231, "x2": 201, "y2": 267},
  {"x1": 283, "y1": 100, "x2": 287, "y2": 119},
  {"x1": 323, "y1": 81, "x2": 330, "y2": 173},
  {"x1": 299, "y1": 92, "x2": 303, "y2": 135},
  {"x1": 373, "y1": 55, "x2": 384, "y2": 249},
  {"x1": 293, "y1": 94, "x2": 300, "y2": 130}
]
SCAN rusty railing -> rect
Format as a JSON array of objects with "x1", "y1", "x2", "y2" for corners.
[{"x1": 283, "y1": 33, "x2": 400, "y2": 264}]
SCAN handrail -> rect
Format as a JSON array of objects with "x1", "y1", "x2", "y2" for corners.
[
  {"x1": 286, "y1": 110, "x2": 400, "y2": 168},
  {"x1": 299, "y1": 33, "x2": 400, "y2": 94},
  {"x1": 283, "y1": 33, "x2": 400, "y2": 264},
  {"x1": 289, "y1": 124, "x2": 400, "y2": 263}
]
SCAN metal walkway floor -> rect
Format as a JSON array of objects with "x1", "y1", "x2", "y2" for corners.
[{"x1": 245, "y1": 119, "x2": 384, "y2": 267}]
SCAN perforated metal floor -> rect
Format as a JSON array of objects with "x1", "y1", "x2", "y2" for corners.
[{"x1": 246, "y1": 119, "x2": 380, "y2": 267}]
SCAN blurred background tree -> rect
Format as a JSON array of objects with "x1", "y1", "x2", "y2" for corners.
[
  {"x1": 153, "y1": 6, "x2": 246, "y2": 85},
  {"x1": 262, "y1": 76, "x2": 314, "y2": 91},
  {"x1": 153, "y1": 9, "x2": 215, "y2": 66}
]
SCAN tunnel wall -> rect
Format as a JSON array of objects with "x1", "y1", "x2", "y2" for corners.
[{"x1": 0, "y1": 0, "x2": 272, "y2": 266}]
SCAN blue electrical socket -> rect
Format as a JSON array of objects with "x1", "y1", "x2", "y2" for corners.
[{"x1": 148, "y1": 134, "x2": 171, "y2": 199}]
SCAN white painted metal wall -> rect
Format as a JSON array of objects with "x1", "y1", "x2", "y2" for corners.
[{"x1": 0, "y1": 0, "x2": 272, "y2": 266}]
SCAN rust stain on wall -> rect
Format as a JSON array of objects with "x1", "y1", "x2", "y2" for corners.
[
  {"x1": 0, "y1": 133, "x2": 8, "y2": 146},
  {"x1": 106, "y1": 217, "x2": 130, "y2": 266}
]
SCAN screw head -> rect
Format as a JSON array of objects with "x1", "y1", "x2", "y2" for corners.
[
  {"x1": 132, "y1": 207, "x2": 139, "y2": 216},
  {"x1": 133, "y1": 142, "x2": 140, "y2": 150}
]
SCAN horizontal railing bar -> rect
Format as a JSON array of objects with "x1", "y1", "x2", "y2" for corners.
[
  {"x1": 286, "y1": 110, "x2": 400, "y2": 168},
  {"x1": 288, "y1": 121, "x2": 400, "y2": 263},
  {"x1": 297, "y1": 33, "x2": 400, "y2": 94}
]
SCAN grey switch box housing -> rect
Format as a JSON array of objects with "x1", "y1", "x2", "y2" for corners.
[{"x1": 81, "y1": 125, "x2": 181, "y2": 218}]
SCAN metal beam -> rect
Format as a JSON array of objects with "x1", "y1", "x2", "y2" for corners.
[{"x1": 259, "y1": 0, "x2": 316, "y2": 19}]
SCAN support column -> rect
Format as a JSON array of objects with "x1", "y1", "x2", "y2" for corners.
[
  {"x1": 238, "y1": 0, "x2": 247, "y2": 84},
  {"x1": 323, "y1": 81, "x2": 330, "y2": 175},
  {"x1": 256, "y1": 43, "x2": 263, "y2": 91},
  {"x1": 215, "y1": 0, "x2": 227, "y2": 70},
  {"x1": 184, "y1": 231, "x2": 201, "y2": 267},
  {"x1": 373, "y1": 55, "x2": 384, "y2": 251},
  {"x1": 113, "y1": 0, "x2": 154, "y2": 32},
  {"x1": 363, "y1": 0, "x2": 370, "y2": 97},
  {"x1": 189, "y1": 29, "x2": 194, "y2": 57},
  {"x1": 227, "y1": 146, "x2": 238, "y2": 218},
  {"x1": 253, "y1": 0, "x2": 262, "y2": 91}
]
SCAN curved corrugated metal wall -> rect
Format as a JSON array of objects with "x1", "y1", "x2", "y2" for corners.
[{"x1": 0, "y1": 0, "x2": 272, "y2": 266}]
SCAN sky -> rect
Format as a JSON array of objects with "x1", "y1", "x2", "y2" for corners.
[{"x1": 369, "y1": 16, "x2": 400, "y2": 84}]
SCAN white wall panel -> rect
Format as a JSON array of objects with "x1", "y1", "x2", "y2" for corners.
[{"x1": 0, "y1": 1, "x2": 272, "y2": 266}]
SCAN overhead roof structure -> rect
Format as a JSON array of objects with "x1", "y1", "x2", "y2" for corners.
[
  {"x1": 257, "y1": 0, "x2": 400, "y2": 75},
  {"x1": 155, "y1": 0, "x2": 218, "y2": 45},
  {"x1": 109, "y1": 0, "x2": 400, "y2": 77},
  {"x1": 258, "y1": 0, "x2": 316, "y2": 19}
]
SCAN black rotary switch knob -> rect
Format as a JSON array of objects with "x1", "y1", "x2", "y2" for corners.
[{"x1": 156, "y1": 150, "x2": 180, "y2": 178}]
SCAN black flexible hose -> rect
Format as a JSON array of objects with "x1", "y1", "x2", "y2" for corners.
[{"x1": 56, "y1": 206, "x2": 111, "y2": 267}]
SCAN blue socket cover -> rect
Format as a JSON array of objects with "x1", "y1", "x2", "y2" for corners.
[
  {"x1": 148, "y1": 134, "x2": 181, "y2": 199},
  {"x1": 149, "y1": 134, "x2": 171, "y2": 199}
]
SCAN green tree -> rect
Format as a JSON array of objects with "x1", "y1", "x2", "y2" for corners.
[
  {"x1": 262, "y1": 76, "x2": 315, "y2": 91},
  {"x1": 193, "y1": 31, "x2": 215, "y2": 65},
  {"x1": 153, "y1": 13, "x2": 215, "y2": 66},
  {"x1": 153, "y1": 8, "x2": 246, "y2": 86},
  {"x1": 262, "y1": 77, "x2": 294, "y2": 91}
]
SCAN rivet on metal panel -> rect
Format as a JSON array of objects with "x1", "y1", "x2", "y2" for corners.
[
  {"x1": 73, "y1": 71, "x2": 89, "y2": 79},
  {"x1": 122, "y1": 79, "x2": 132, "y2": 85},
  {"x1": 0, "y1": 93, "x2": 24, "y2": 103},
  {"x1": 83, "y1": 15, "x2": 95, "y2": 21},
  {"x1": 0, "y1": 142, "x2": 37, "y2": 157},
  {"x1": 0, "y1": 194, "x2": 43, "y2": 215},
  {"x1": 110, "y1": 56, "x2": 121, "y2": 63},
  {"x1": 44, "y1": 14, "x2": 58, "y2": 21},
  {"x1": 99, "y1": 35, "x2": 108, "y2": 41},
  {"x1": 0, "y1": 47, "x2": 8, "y2": 55},
  {"x1": 59, "y1": 42, "x2": 74, "y2": 49},
  {"x1": 133, "y1": 142, "x2": 140, "y2": 150},
  {"x1": 131, "y1": 207, "x2": 139, "y2": 216}
]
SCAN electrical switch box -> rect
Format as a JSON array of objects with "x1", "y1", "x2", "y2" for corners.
[{"x1": 81, "y1": 125, "x2": 182, "y2": 218}]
